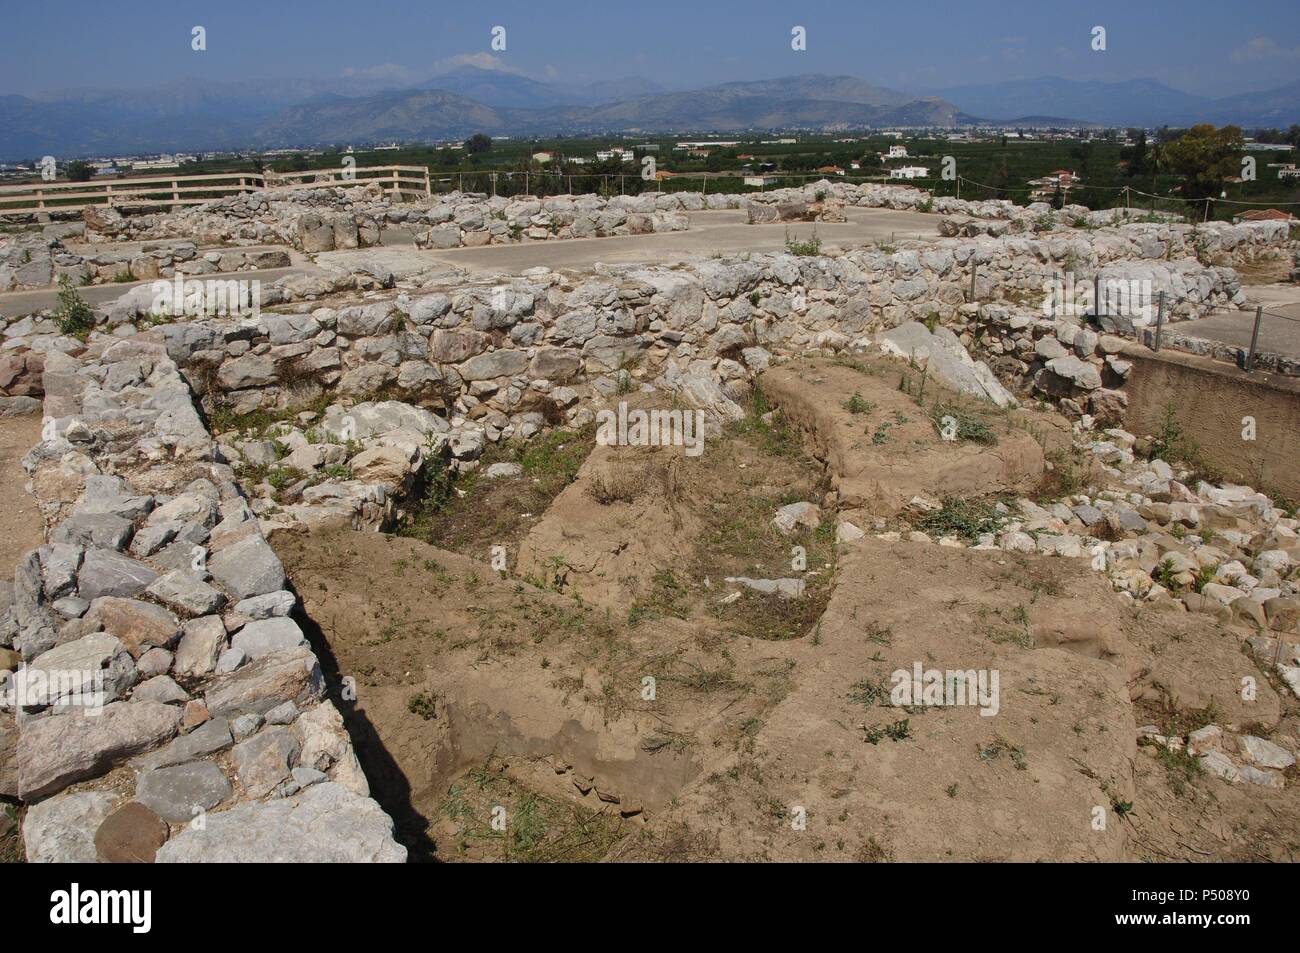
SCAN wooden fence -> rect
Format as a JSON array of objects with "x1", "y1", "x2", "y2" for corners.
[{"x1": 0, "y1": 165, "x2": 431, "y2": 217}]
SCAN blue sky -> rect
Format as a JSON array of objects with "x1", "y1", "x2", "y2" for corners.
[{"x1": 1, "y1": 0, "x2": 1297, "y2": 97}]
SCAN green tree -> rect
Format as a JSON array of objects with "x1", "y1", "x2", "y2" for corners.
[
  {"x1": 1160, "y1": 124, "x2": 1244, "y2": 199},
  {"x1": 464, "y1": 133, "x2": 492, "y2": 154},
  {"x1": 64, "y1": 160, "x2": 94, "y2": 182}
]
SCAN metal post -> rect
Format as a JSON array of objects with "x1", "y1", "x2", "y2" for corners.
[
  {"x1": 968, "y1": 262, "x2": 977, "y2": 303},
  {"x1": 1094, "y1": 273, "x2": 1103, "y2": 322},
  {"x1": 1153, "y1": 292, "x2": 1166, "y2": 351},
  {"x1": 1246, "y1": 305, "x2": 1263, "y2": 372}
]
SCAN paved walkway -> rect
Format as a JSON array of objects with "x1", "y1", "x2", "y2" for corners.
[
  {"x1": 419, "y1": 207, "x2": 950, "y2": 273},
  {"x1": 1174, "y1": 285, "x2": 1300, "y2": 361},
  {"x1": 0, "y1": 265, "x2": 314, "y2": 319}
]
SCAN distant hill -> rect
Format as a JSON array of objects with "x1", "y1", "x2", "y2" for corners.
[
  {"x1": 1, "y1": 70, "x2": 1296, "y2": 160},
  {"x1": 932, "y1": 76, "x2": 1300, "y2": 128},
  {"x1": 254, "y1": 73, "x2": 974, "y2": 146}
]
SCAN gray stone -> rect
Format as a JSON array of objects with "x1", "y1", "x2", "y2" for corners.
[
  {"x1": 136, "y1": 647, "x2": 172, "y2": 678},
  {"x1": 458, "y1": 350, "x2": 529, "y2": 381},
  {"x1": 207, "y1": 533, "x2": 285, "y2": 600},
  {"x1": 17, "y1": 701, "x2": 182, "y2": 799},
  {"x1": 1239, "y1": 735, "x2": 1295, "y2": 770},
  {"x1": 214, "y1": 648, "x2": 245, "y2": 674},
  {"x1": 146, "y1": 570, "x2": 227, "y2": 616},
  {"x1": 22, "y1": 790, "x2": 117, "y2": 863},
  {"x1": 232, "y1": 591, "x2": 295, "y2": 620},
  {"x1": 1044, "y1": 355, "x2": 1103, "y2": 391},
  {"x1": 172, "y1": 615, "x2": 226, "y2": 677},
  {"x1": 1071, "y1": 504, "x2": 1104, "y2": 526},
  {"x1": 203, "y1": 646, "x2": 323, "y2": 718},
  {"x1": 155, "y1": 782, "x2": 406, "y2": 862},
  {"x1": 264, "y1": 700, "x2": 299, "y2": 725},
  {"x1": 135, "y1": 761, "x2": 232, "y2": 822},
  {"x1": 130, "y1": 675, "x2": 189, "y2": 705},
  {"x1": 133, "y1": 717, "x2": 233, "y2": 771},
  {"x1": 231, "y1": 617, "x2": 307, "y2": 659},
  {"x1": 22, "y1": 631, "x2": 137, "y2": 706},
  {"x1": 230, "y1": 726, "x2": 301, "y2": 797},
  {"x1": 77, "y1": 549, "x2": 159, "y2": 601},
  {"x1": 231, "y1": 713, "x2": 262, "y2": 741},
  {"x1": 39, "y1": 544, "x2": 83, "y2": 600},
  {"x1": 51, "y1": 512, "x2": 134, "y2": 551}
]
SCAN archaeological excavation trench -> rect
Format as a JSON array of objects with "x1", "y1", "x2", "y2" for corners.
[{"x1": 259, "y1": 352, "x2": 1298, "y2": 862}]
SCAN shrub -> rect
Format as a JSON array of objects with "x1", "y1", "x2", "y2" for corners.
[{"x1": 55, "y1": 275, "x2": 95, "y2": 337}]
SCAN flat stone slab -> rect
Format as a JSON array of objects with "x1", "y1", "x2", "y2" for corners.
[
  {"x1": 135, "y1": 760, "x2": 232, "y2": 823},
  {"x1": 155, "y1": 782, "x2": 407, "y2": 862},
  {"x1": 230, "y1": 617, "x2": 307, "y2": 659},
  {"x1": 133, "y1": 717, "x2": 233, "y2": 771},
  {"x1": 18, "y1": 701, "x2": 182, "y2": 799}
]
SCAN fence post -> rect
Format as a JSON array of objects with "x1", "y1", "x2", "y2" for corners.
[
  {"x1": 1093, "y1": 273, "x2": 1103, "y2": 323},
  {"x1": 1153, "y1": 292, "x2": 1166, "y2": 351},
  {"x1": 172, "y1": 179, "x2": 179, "y2": 205},
  {"x1": 1246, "y1": 305, "x2": 1263, "y2": 372},
  {"x1": 968, "y1": 262, "x2": 977, "y2": 303},
  {"x1": 424, "y1": 168, "x2": 431, "y2": 197}
]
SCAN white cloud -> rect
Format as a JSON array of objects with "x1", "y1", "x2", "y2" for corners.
[
  {"x1": 340, "y1": 63, "x2": 424, "y2": 83},
  {"x1": 428, "y1": 52, "x2": 529, "y2": 76},
  {"x1": 341, "y1": 52, "x2": 537, "y2": 86},
  {"x1": 1230, "y1": 36, "x2": 1300, "y2": 63}
]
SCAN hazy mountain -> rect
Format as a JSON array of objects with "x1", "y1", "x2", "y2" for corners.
[
  {"x1": 416, "y1": 66, "x2": 583, "y2": 109},
  {"x1": 1206, "y1": 81, "x2": 1300, "y2": 127},
  {"x1": 259, "y1": 89, "x2": 519, "y2": 145},
  {"x1": 932, "y1": 76, "x2": 1300, "y2": 128},
  {"x1": 563, "y1": 76, "x2": 666, "y2": 103},
  {"x1": 254, "y1": 73, "x2": 971, "y2": 145},
  {"x1": 6, "y1": 70, "x2": 1296, "y2": 160}
]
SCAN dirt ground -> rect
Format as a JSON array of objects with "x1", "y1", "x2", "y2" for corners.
[
  {"x1": 269, "y1": 355, "x2": 1299, "y2": 862},
  {"x1": 0, "y1": 413, "x2": 44, "y2": 579}
]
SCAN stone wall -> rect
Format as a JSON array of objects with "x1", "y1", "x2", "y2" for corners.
[
  {"x1": 80, "y1": 184, "x2": 696, "y2": 253},
  {"x1": 1, "y1": 333, "x2": 406, "y2": 862},
  {"x1": 0, "y1": 231, "x2": 291, "y2": 291}
]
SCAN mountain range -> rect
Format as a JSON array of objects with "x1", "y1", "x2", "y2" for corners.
[
  {"x1": 1, "y1": 68, "x2": 1296, "y2": 160},
  {"x1": 929, "y1": 76, "x2": 1300, "y2": 128}
]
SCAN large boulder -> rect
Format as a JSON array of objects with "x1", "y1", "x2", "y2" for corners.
[{"x1": 155, "y1": 782, "x2": 406, "y2": 862}]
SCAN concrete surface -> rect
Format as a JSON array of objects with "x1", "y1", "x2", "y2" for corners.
[
  {"x1": 420, "y1": 206, "x2": 950, "y2": 274},
  {"x1": 1174, "y1": 295, "x2": 1300, "y2": 362},
  {"x1": 0, "y1": 266, "x2": 314, "y2": 319}
]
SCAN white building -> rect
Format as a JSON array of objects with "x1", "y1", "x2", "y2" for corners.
[
  {"x1": 889, "y1": 166, "x2": 929, "y2": 180},
  {"x1": 887, "y1": 145, "x2": 909, "y2": 159}
]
